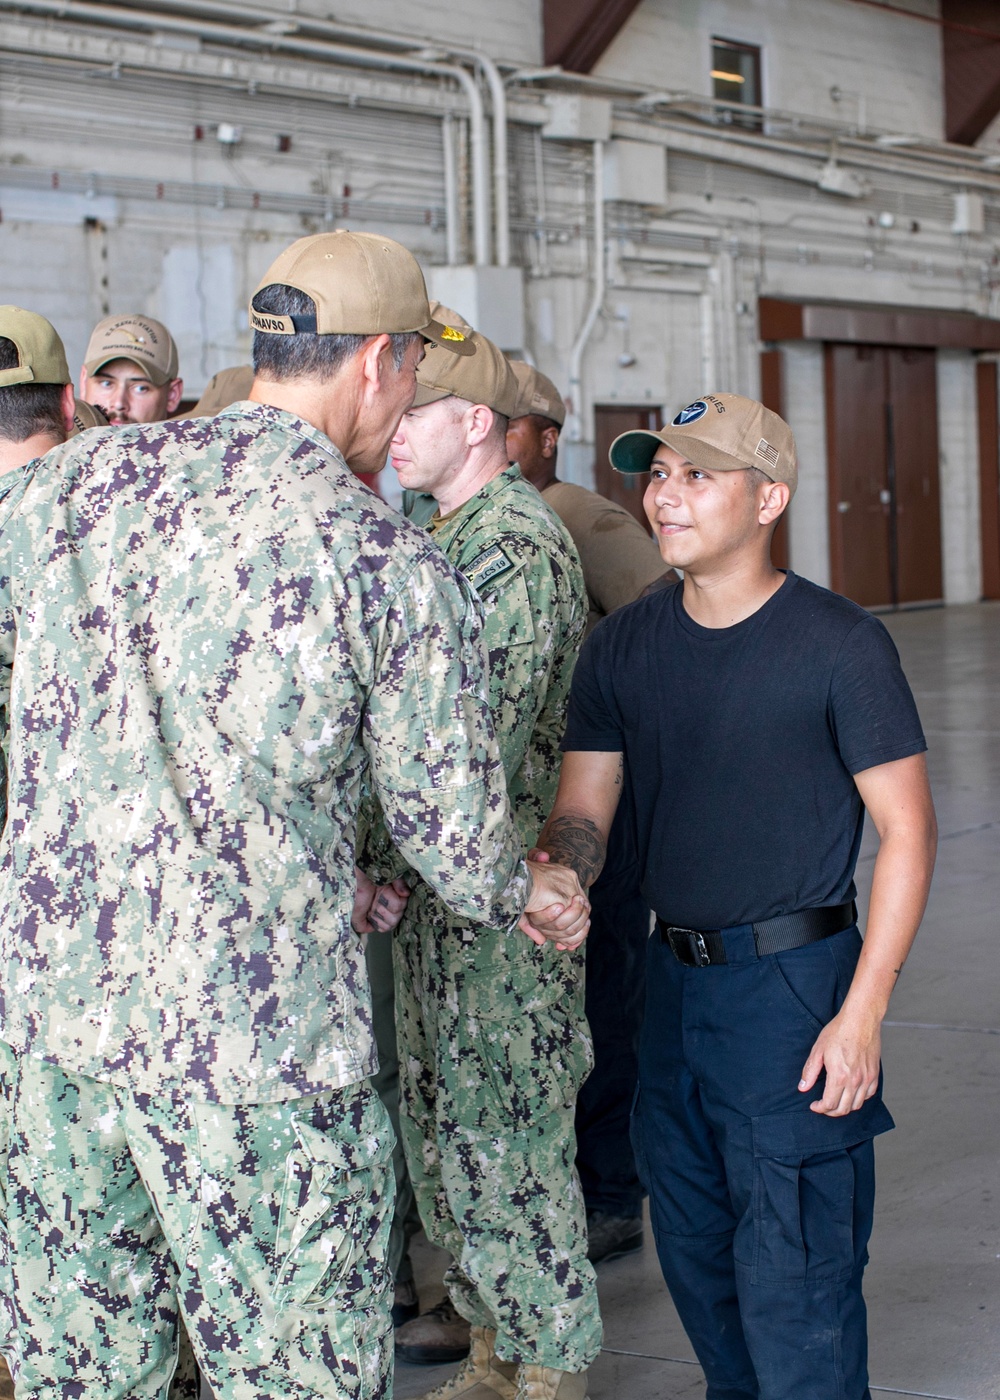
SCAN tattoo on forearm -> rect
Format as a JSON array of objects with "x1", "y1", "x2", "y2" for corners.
[
  {"x1": 613, "y1": 755, "x2": 624, "y2": 789},
  {"x1": 540, "y1": 815, "x2": 607, "y2": 889}
]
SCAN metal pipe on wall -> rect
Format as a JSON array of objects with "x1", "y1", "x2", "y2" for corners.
[
  {"x1": 442, "y1": 112, "x2": 460, "y2": 266},
  {"x1": 0, "y1": 0, "x2": 492, "y2": 263},
  {"x1": 567, "y1": 140, "x2": 606, "y2": 448},
  {"x1": 85, "y1": 0, "x2": 511, "y2": 263}
]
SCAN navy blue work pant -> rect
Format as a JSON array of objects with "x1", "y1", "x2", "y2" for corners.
[
  {"x1": 632, "y1": 924, "x2": 894, "y2": 1400},
  {"x1": 574, "y1": 858, "x2": 649, "y2": 1218}
]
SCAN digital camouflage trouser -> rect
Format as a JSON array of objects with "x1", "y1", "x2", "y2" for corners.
[
  {"x1": 0, "y1": 1041, "x2": 394, "y2": 1399},
  {"x1": 393, "y1": 906, "x2": 602, "y2": 1372}
]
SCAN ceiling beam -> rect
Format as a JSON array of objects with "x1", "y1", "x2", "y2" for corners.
[
  {"x1": 543, "y1": 0, "x2": 645, "y2": 74},
  {"x1": 942, "y1": 0, "x2": 1000, "y2": 145}
]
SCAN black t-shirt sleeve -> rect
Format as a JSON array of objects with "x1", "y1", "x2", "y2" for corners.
[
  {"x1": 561, "y1": 621, "x2": 625, "y2": 752},
  {"x1": 828, "y1": 615, "x2": 927, "y2": 774}
]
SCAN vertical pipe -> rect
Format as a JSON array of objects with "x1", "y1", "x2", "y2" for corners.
[
  {"x1": 442, "y1": 112, "x2": 459, "y2": 266},
  {"x1": 567, "y1": 140, "x2": 606, "y2": 445},
  {"x1": 476, "y1": 54, "x2": 510, "y2": 267},
  {"x1": 700, "y1": 287, "x2": 716, "y2": 390}
]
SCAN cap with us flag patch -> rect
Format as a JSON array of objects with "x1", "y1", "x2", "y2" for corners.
[
  {"x1": 508, "y1": 360, "x2": 566, "y2": 427},
  {"x1": 609, "y1": 392, "x2": 797, "y2": 497}
]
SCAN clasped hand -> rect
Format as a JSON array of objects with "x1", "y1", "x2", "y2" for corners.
[
  {"x1": 352, "y1": 867, "x2": 411, "y2": 936},
  {"x1": 519, "y1": 858, "x2": 590, "y2": 952}
]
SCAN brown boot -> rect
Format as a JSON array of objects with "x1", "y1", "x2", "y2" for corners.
[
  {"x1": 396, "y1": 1296, "x2": 472, "y2": 1365},
  {"x1": 415, "y1": 1326, "x2": 518, "y2": 1400},
  {"x1": 515, "y1": 1366, "x2": 589, "y2": 1400}
]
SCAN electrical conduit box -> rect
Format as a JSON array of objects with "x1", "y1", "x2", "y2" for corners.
[
  {"x1": 428, "y1": 266, "x2": 525, "y2": 353},
  {"x1": 541, "y1": 94, "x2": 613, "y2": 143},
  {"x1": 952, "y1": 192, "x2": 984, "y2": 236},
  {"x1": 602, "y1": 139, "x2": 667, "y2": 206}
]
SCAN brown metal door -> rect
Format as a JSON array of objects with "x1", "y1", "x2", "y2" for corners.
[
  {"x1": 826, "y1": 344, "x2": 893, "y2": 607},
  {"x1": 760, "y1": 349, "x2": 789, "y2": 569},
  {"x1": 593, "y1": 404, "x2": 662, "y2": 532},
  {"x1": 978, "y1": 360, "x2": 1000, "y2": 600},
  {"x1": 888, "y1": 348, "x2": 942, "y2": 604}
]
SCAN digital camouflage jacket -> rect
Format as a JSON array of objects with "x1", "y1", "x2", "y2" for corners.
[{"x1": 0, "y1": 404, "x2": 528, "y2": 1102}]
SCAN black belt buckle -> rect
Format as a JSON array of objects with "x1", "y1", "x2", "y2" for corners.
[{"x1": 665, "y1": 926, "x2": 713, "y2": 968}]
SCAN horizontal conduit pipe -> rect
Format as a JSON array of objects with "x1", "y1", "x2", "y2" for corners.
[
  {"x1": 0, "y1": 0, "x2": 492, "y2": 261},
  {"x1": 85, "y1": 0, "x2": 510, "y2": 262}
]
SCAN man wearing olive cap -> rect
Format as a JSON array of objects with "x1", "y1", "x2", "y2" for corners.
[
  {"x1": 79, "y1": 312, "x2": 184, "y2": 424},
  {"x1": 536, "y1": 393, "x2": 937, "y2": 1400},
  {"x1": 0, "y1": 306, "x2": 76, "y2": 483},
  {"x1": 375, "y1": 333, "x2": 598, "y2": 1400},
  {"x1": 0, "y1": 232, "x2": 589, "y2": 1400}
]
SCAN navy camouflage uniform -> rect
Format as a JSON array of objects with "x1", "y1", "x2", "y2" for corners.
[
  {"x1": 372, "y1": 465, "x2": 601, "y2": 1372},
  {"x1": 0, "y1": 405, "x2": 532, "y2": 1399}
]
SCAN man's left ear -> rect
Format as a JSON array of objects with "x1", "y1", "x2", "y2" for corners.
[
  {"x1": 60, "y1": 383, "x2": 77, "y2": 437},
  {"x1": 761, "y1": 480, "x2": 790, "y2": 524},
  {"x1": 166, "y1": 378, "x2": 185, "y2": 414}
]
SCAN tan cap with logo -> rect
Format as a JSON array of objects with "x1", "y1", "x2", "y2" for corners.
[
  {"x1": 411, "y1": 330, "x2": 518, "y2": 418},
  {"x1": 70, "y1": 400, "x2": 110, "y2": 435},
  {"x1": 190, "y1": 365, "x2": 255, "y2": 417},
  {"x1": 250, "y1": 231, "x2": 474, "y2": 355},
  {"x1": 428, "y1": 301, "x2": 474, "y2": 335},
  {"x1": 508, "y1": 361, "x2": 566, "y2": 427},
  {"x1": 0, "y1": 306, "x2": 71, "y2": 386},
  {"x1": 610, "y1": 393, "x2": 798, "y2": 497},
  {"x1": 84, "y1": 314, "x2": 179, "y2": 386}
]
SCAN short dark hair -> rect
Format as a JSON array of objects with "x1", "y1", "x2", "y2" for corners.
[
  {"x1": 0, "y1": 338, "x2": 66, "y2": 444},
  {"x1": 251, "y1": 284, "x2": 419, "y2": 381},
  {"x1": 744, "y1": 465, "x2": 773, "y2": 496},
  {"x1": 525, "y1": 411, "x2": 561, "y2": 437}
]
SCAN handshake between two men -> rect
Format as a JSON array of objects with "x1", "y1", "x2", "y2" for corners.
[{"x1": 353, "y1": 856, "x2": 591, "y2": 950}]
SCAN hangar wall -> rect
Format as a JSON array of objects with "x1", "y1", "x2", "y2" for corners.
[{"x1": 2, "y1": 0, "x2": 998, "y2": 605}]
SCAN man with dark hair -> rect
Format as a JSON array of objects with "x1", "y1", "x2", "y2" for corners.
[
  {"x1": 537, "y1": 393, "x2": 937, "y2": 1400},
  {"x1": 0, "y1": 232, "x2": 588, "y2": 1400},
  {"x1": 507, "y1": 361, "x2": 668, "y2": 1267},
  {"x1": 0, "y1": 306, "x2": 75, "y2": 477},
  {"x1": 79, "y1": 312, "x2": 184, "y2": 425},
  {"x1": 384, "y1": 333, "x2": 599, "y2": 1400}
]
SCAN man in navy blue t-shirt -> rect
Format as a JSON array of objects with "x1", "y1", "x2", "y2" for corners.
[{"x1": 536, "y1": 393, "x2": 937, "y2": 1400}]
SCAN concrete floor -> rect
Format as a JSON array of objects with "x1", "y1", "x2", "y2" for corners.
[{"x1": 396, "y1": 603, "x2": 1000, "y2": 1400}]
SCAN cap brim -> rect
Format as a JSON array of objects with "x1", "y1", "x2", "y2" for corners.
[
  {"x1": 610, "y1": 427, "x2": 757, "y2": 476},
  {"x1": 419, "y1": 318, "x2": 476, "y2": 356},
  {"x1": 85, "y1": 355, "x2": 170, "y2": 387},
  {"x1": 411, "y1": 381, "x2": 453, "y2": 408},
  {"x1": 609, "y1": 429, "x2": 668, "y2": 474}
]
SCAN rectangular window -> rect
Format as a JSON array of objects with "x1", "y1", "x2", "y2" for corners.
[{"x1": 711, "y1": 38, "x2": 762, "y2": 130}]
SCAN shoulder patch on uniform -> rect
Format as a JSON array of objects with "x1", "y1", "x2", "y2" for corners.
[{"x1": 464, "y1": 543, "x2": 516, "y2": 592}]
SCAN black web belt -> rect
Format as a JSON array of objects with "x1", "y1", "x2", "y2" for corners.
[{"x1": 656, "y1": 901, "x2": 857, "y2": 968}]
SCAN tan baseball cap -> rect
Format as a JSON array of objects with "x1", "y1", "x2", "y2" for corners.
[
  {"x1": 190, "y1": 364, "x2": 255, "y2": 417},
  {"x1": 84, "y1": 314, "x2": 179, "y2": 386},
  {"x1": 70, "y1": 399, "x2": 110, "y2": 435},
  {"x1": 610, "y1": 393, "x2": 798, "y2": 497},
  {"x1": 250, "y1": 231, "x2": 474, "y2": 355},
  {"x1": 411, "y1": 330, "x2": 518, "y2": 417},
  {"x1": 508, "y1": 361, "x2": 566, "y2": 427},
  {"x1": 429, "y1": 301, "x2": 474, "y2": 334},
  {"x1": 0, "y1": 306, "x2": 71, "y2": 386}
]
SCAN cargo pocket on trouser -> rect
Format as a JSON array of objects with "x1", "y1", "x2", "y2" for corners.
[
  {"x1": 745, "y1": 1096, "x2": 894, "y2": 1286},
  {"x1": 272, "y1": 1088, "x2": 394, "y2": 1314},
  {"x1": 456, "y1": 963, "x2": 592, "y2": 1134}
]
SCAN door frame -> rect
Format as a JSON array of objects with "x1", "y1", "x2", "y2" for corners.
[{"x1": 977, "y1": 358, "x2": 1000, "y2": 600}]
